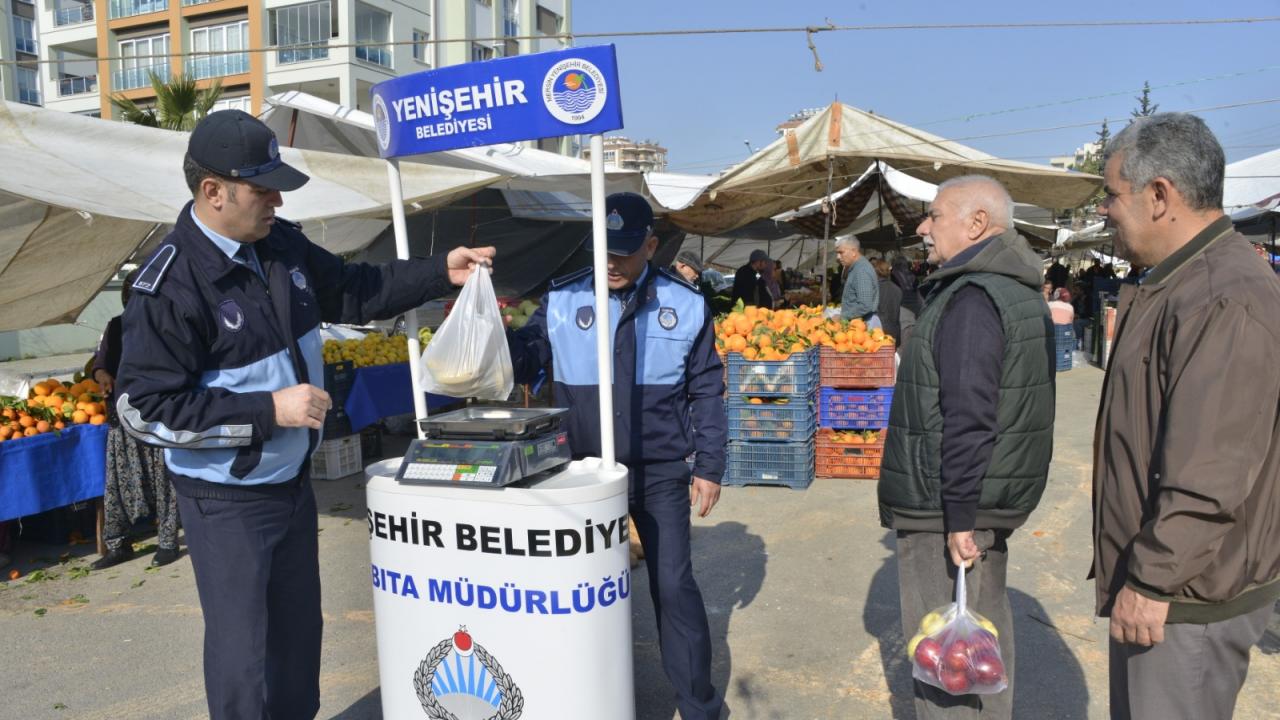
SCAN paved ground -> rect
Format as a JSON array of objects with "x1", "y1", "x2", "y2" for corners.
[{"x1": 2, "y1": 366, "x2": 1278, "y2": 719}]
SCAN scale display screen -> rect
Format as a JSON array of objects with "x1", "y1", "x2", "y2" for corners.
[{"x1": 395, "y1": 432, "x2": 571, "y2": 488}]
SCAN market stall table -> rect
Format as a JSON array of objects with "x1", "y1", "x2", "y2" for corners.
[
  {"x1": 0, "y1": 423, "x2": 107, "y2": 523},
  {"x1": 342, "y1": 363, "x2": 461, "y2": 431}
]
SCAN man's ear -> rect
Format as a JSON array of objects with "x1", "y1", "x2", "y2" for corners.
[
  {"x1": 199, "y1": 177, "x2": 225, "y2": 210},
  {"x1": 969, "y1": 208, "x2": 990, "y2": 241},
  {"x1": 642, "y1": 235, "x2": 659, "y2": 261},
  {"x1": 1148, "y1": 177, "x2": 1173, "y2": 221}
]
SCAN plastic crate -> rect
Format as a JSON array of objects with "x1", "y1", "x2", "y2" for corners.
[
  {"x1": 1054, "y1": 324, "x2": 1074, "y2": 372},
  {"x1": 815, "y1": 428, "x2": 885, "y2": 479},
  {"x1": 726, "y1": 395, "x2": 817, "y2": 443},
  {"x1": 819, "y1": 346, "x2": 896, "y2": 388},
  {"x1": 725, "y1": 348, "x2": 820, "y2": 397},
  {"x1": 819, "y1": 387, "x2": 893, "y2": 429},
  {"x1": 323, "y1": 360, "x2": 356, "y2": 406},
  {"x1": 311, "y1": 434, "x2": 362, "y2": 480},
  {"x1": 724, "y1": 439, "x2": 815, "y2": 489}
]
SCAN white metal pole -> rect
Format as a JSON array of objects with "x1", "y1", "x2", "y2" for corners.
[
  {"x1": 386, "y1": 158, "x2": 429, "y2": 439},
  {"x1": 589, "y1": 134, "x2": 615, "y2": 469}
]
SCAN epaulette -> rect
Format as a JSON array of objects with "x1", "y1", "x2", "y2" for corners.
[
  {"x1": 549, "y1": 266, "x2": 593, "y2": 289},
  {"x1": 131, "y1": 244, "x2": 178, "y2": 296},
  {"x1": 659, "y1": 266, "x2": 699, "y2": 292}
]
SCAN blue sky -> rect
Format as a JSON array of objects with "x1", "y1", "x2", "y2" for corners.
[{"x1": 572, "y1": 1, "x2": 1280, "y2": 174}]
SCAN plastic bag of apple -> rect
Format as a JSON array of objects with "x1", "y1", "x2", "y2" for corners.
[{"x1": 909, "y1": 567, "x2": 1008, "y2": 695}]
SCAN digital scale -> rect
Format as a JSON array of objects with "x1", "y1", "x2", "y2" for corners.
[{"x1": 394, "y1": 407, "x2": 573, "y2": 489}]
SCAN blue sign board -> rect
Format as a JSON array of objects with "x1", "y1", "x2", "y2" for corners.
[{"x1": 370, "y1": 45, "x2": 623, "y2": 159}]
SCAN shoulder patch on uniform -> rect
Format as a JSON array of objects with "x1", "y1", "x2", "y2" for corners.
[
  {"x1": 131, "y1": 244, "x2": 178, "y2": 296},
  {"x1": 659, "y1": 266, "x2": 699, "y2": 292},
  {"x1": 550, "y1": 266, "x2": 593, "y2": 289}
]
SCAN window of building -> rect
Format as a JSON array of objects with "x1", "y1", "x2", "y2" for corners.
[
  {"x1": 412, "y1": 29, "x2": 430, "y2": 64},
  {"x1": 117, "y1": 34, "x2": 170, "y2": 90},
  {"x1": 211, "y1": 96, "x2": 252, "y2": 114},
  {"x1": 190, "y1": 20, "x2": 249, "y2": 79},
  {"x1": 271, "y1": 0, "x2": 335, "y2": 65},
  {"x1": 471, "y1": 43, "x2": 494, "y2": 62},
  {"x1": 353, "y1": 4, "x2": 391, "y2": 68},
  {"x1": 536, "y1": 6, "x2": 561, "y2": 36},
  {"x1": 502, "y1": 0, "x2": 518, "y2": 37},
  {"x1": 17, "y1": 66, "x2": 39, "y2": 104},
  {"x1": 13, "y1": 17, "x2": 37, "y2": 55},
  {"x1": 602, "y1": 151, "x2": 616, "y2": 162}
]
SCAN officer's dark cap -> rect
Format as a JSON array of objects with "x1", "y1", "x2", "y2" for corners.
[
  {"x1": 602, "y1": 192, "x2": 655, "y2": 256},
  {"x1": 188, "y1": 110, "x2": 309, "y2": 192}
]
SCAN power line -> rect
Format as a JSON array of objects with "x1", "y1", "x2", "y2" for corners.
[{"x1": 5, "y1": 15, "x2": 1280, "y2": 65}]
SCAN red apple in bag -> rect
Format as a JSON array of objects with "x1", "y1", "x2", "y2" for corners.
[
  {"x1": 943, "y1": 637, "x2": 970, "y2": 672},
  {"x1": 971, "y1": 652, "x2": 1006, "y2": 686},
  {"x1": 913, "y1": 637, "x2": 943, "y2": 677},
  {"x1": 939, "y1": 666, "x2": 972, "y2": 694}
]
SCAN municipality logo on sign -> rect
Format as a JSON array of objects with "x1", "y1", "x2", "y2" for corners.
[
  {"x1": 373, "y1": 93, "x2": 391, "y2": 152},
  {"x1": 414, "y1": 627, "x2": 523, "y2": 720},
  {"x1": 542, "y1": 58, "x2": 608, "y2": 124}
]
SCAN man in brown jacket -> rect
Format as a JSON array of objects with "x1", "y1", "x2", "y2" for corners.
[{"x1": 1093, "y1": 112, "x2": 1280, "y2": 720}]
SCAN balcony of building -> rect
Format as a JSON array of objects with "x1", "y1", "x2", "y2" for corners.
[
  {"x1": 52, "y1": 1, "x2": 94, "y2": 27},
  {"x1": 108, "y1": 0, "x2": 168, "y2": 21},
  {"x1": 353, "y1": 3, "x2": 391, "y2": 70},
  {"x1": 185, "y1": 52, "x2": 249, "y2": 79},
  {"x1": 113, "y1": 62, "x2": 170, "y2": 91}
]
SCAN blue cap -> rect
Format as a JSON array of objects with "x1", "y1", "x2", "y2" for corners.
[
  {"x1": 601, "y1": 192, "x2": 654, "y2": 256},
  {"x1": 188, "y1": 110, "x2": 309, "y2": 192}
]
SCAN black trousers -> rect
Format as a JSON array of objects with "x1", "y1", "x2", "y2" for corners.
[
  {"x1": 175, "y1": 480, "x2": 323, "y2": 720},
  {"x1": 629, "y1": 460, "x2": 723, "y2": 720}
]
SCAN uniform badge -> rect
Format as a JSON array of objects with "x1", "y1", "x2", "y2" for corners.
[
  {"x1": 413, "y1": 627, "x2": 523, "y2": 719},
  {"x1": 658, "y1": 306, "x2": 678, "y2": 330},
  {"x1": 606, "y1": 210, "x2": 625, "y2": 232},
  {"x1": 218, "y1": 299, "x2": 245, "y2": 333},
  {"x1": 290, "y1": 268, "x2": 308, "y2": 291},
  {"x1": 576, "y1": 305, "x2": 595, "y2": 330}
]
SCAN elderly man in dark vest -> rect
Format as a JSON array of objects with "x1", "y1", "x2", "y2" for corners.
[{"x1": 878, "y1": 175, "x2": 1055, "y2": 719}]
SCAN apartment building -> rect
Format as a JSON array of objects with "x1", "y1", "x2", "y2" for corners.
[
  {"x1": 581, "y1": 135, "x2": 668, "y2": 172},
  {"x1": 1049, "y1": 141, "x2": 1101, "y2": 171},
  {"x1": 2, "y1": 0, "x2": 42, "y2": 105},
  {"x1": 36, "y1": 0, "x2": 571, "y2": 129}
]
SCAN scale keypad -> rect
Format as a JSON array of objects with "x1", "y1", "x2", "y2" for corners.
[{"x1": 401, "y1": 463, "x2": 498, "y2": 484}]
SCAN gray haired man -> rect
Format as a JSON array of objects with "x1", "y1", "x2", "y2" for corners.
[
  {"x1": 834, "y1": 236, "x2": 880, "y2": 327},
  {"x1": 1093, "y1": 112, "x2": 1280, "y2": 720}
]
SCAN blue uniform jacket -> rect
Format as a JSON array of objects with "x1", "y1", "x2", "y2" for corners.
[
  {"x1": 507, "y1": 265, "x2": 727, "y2": 483},
  {"x1": 116, "y1": 202, "x2": 454, "y2": 486}
]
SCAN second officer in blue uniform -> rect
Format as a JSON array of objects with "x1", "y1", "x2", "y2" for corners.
[{"x1": 508, "y1": 193, "x2": 728, "y2": 719}]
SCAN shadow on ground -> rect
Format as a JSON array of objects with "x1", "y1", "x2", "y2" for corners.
[
  {"x1": 633, "y1": 520, "x2": 767, "y2": 720},
  {"x1": 864, "y1": 531, "x2": 1091, "y2": 720}
]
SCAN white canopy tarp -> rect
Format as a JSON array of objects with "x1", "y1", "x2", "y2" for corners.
[
  {"x1": 261, "y1": 91, "x2": 715, "y2": 218},
  {"x1": 1224, "y1": 147, "x2": 1280, "y2": 222},
  {"x1": 670, "y1": 102, "x2": 1102, "y2": 235},
  {"x1": 0, "y1": 100, "x2": 500, "y2": 331}
]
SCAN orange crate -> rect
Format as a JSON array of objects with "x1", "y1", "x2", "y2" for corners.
[
  {"x1": 820, "y1": 346, "x2": 895, "y2": 388},
  {"x1": 815, "y1": 428, "x2": 885, "y2": 479}
]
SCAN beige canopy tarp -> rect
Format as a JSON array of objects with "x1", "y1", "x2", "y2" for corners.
[
  {"x1": 0, "y1": 100, "x2": 499, "y2": 331},
  {"x1": 670, "y1": 102, "x2": 1102, "y2": 235}
]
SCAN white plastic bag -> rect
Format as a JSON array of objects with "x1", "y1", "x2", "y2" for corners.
[
  {"x1": 420, "y1": 267, "x2": 514, "y2": 400},
  {"x1": 908, "y1": 565, "x2": 1008, "y2": 696}
]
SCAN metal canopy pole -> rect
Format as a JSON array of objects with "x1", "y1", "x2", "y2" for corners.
[
  {"x1": 386, "y1": 158, "x2": 428, "y2": 438},
  {"x1": 819, "y1": 157, "x2": 834, "y2": 307},
  {"x1": 588, "y1": 134, "x2": 616, "y2": 469}
]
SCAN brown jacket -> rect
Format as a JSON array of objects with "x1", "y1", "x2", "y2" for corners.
[{"x1": 1092, "y1": 217, "x2": 1280, "y2": 624}]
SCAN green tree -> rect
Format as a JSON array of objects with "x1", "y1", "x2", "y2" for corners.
[
  {"x1": 1077, "y1": 118, "x2": 1110, "y2": 177},
  {"x1": 110, "y1": 73, "x2": 223, "y2": 130},
  {"x1": 1131, "y1": 81, "x2": 1159, "y2": 118}
]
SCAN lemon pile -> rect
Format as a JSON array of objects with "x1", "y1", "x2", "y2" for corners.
[{"x1": 323, "y1": 333, "x2": 415, "y2": 368}]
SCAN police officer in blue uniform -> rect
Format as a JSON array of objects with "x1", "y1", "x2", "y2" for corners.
[
  {"x1": 508, "y1": 193, "x2": 728, "y2": 719},
  {"x1": 115, "y1": 110, "x2": 495, "y2": 720}
]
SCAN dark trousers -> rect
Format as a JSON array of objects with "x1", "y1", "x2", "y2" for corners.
[
  {"x1": 629, "y1": 461, "x2": 723, "y2": 720},
  {"x1": 896, "y1": 529, "x2": 1015, "y2": 719},
  {"x1": 176, "y1": 480, "x2": 323, "y2": 720},
  {"x1": 1109, "y1": 602, "x2": 1272, "y2": 720}
]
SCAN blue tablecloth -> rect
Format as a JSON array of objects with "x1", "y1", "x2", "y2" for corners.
[
  {"x1": 342, "y1": 364, "x2": 459, "y2": 431},
  {"x1": 1, "y1": 423, "x2": 107, "y2": 522}
]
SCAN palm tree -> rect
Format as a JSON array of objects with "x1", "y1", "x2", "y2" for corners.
[{"x1": 110, "y1": 73, "x2": 224, "y2": 130}]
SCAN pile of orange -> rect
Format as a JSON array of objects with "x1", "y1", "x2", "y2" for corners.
[
  {"x1": 0, "y1": 378, "x2": 107, "y2": 444},
  {"x1": 715, "y1": 304, "x2": 895, "y2": 361},
  {"x1": 826, "y1": 429, "x2": 883, "y2": 445}
]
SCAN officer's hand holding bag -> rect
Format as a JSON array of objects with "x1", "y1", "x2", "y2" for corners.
[{"x1": 420, "y1": 265, "x2": 514, "y2": 400}]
